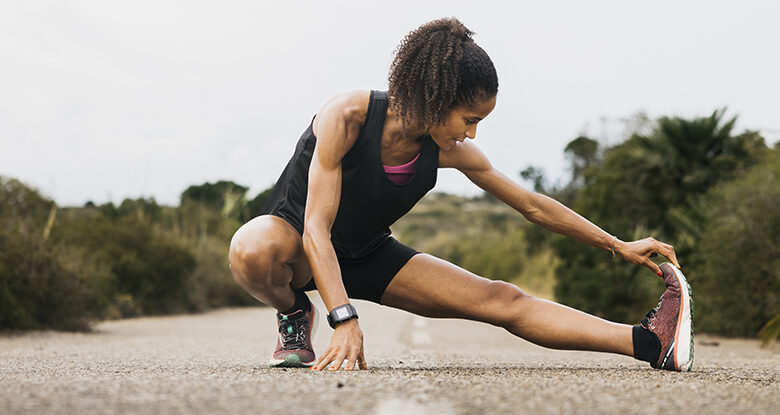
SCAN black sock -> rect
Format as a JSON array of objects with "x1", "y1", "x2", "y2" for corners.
[
  {"x1": 632, "y1": 325, "x2": 661, "y2": 363},
  {"x1": 279, "y1": 289, "x2": 311, "y2": 315}
]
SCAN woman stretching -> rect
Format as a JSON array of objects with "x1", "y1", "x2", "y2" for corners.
[{"x1": 229, "y1": 18, "x2": 693, "y2": 372}]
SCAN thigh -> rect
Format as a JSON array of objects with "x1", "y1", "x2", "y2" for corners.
[
  {"x1": 301, "y1": 237, "x2": 418, "y2": 303},
  {"x1": 231, "y1": 215, "x2": 313, "y2": 289},
  {"x1": 380, "y1": 253, "x2": 523, "y2": 322}
]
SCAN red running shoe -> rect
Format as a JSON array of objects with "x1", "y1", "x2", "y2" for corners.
[
  {"x1": 641, "y1": 262, "x2": 694, "y2": 371},
  {"x1": 269, "y1": 304, "x2": 318, "y2": 368}
]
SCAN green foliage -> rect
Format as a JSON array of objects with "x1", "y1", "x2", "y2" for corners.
[
  {"x1": 246, "y1": 187, "x2": 273, "y2": 221},
  {"x1": 181, "y1": 180, "x2": 249, "y2": 220},
  {"x1": 688, "y1": 151, "x2": 779, "y2": 337},
  {"x1": 0, "y1": 178, "x2": 94, "y2": 331},
  {"x1": 392, "y1": 193, "x2": 557, "y2": 299},
  {"x1": 554, "y1": 109, "x2": 769, "y2": 323},
  {"x1": 53, "y1": 211, "x2": 197, "y2": 315},
  {"x1": 0, "y1": 229, "x2": 96, "y2": 331},
  {"x1": 1, "y1": 178, "x2": 269, "y2": 331},
  {"x1": 760, "y1": 313, "x2": 780, "y2": 347}
]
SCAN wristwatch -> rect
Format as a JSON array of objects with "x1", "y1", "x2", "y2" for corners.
[{"x1": 327, "y1": 304, "x2": 358, "y2": 329}]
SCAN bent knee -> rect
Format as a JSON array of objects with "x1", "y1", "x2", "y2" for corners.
[
  {"x1": 229, "y1": 220, "x2": 297, "y2": 286},
  {"x1": 229, "y1": 235, "x2": 275, "y2": 275}
]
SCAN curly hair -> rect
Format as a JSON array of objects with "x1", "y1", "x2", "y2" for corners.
[{"x1": 388, "y1": 18, "x2": 498, "y2": 130}]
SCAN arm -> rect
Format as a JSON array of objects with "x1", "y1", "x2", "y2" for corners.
[
  {"x1": 303, "y1": 91, "x2": 369, "y2": 371},
  {"x1": 443, "y1": 141, "x2": 680, "y2": 274}
]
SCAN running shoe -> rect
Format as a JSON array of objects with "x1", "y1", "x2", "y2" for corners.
[
  {"x1": 269, "y1": 304, "x2": 318, "y2": 368},
  {"x1": 640, "y1": 262, "x2": 694, "y2": 371}
]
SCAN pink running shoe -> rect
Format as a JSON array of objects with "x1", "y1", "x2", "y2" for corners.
[
  {"x1": 641, "y1": 262, "x2": 694, "y2": 371},
  {"x1": 269, "y1": 304, "x2": 318, "y2": 368}
]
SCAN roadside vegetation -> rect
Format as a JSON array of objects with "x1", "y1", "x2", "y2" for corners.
[{"x1": 1, "y1": 109, "x2": 777, "y2": 343}]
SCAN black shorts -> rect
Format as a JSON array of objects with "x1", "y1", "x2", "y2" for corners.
[{"x1": 300, "y1": 236, "x2": 419, "y2": 304}]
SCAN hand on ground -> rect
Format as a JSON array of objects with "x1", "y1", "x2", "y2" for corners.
[{"x1": 311, "y1": 318, "x2": 368, "y2": 371}]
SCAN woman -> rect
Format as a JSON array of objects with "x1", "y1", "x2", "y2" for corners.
[{"x1": 229, "y1": 18, "x2": 693, "y2": 372}]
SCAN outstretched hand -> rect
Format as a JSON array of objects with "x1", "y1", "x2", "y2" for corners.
[
  {"x1": 311, "y1": 318, "x2": 368, "y2": 371},
  {"x1": 617, "y1": 237, "x2": 681, "y2": 276}
]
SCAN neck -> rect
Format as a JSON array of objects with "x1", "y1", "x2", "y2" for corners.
[{"x1": 383, "y1": 108, "x2": 427, "y2": 146}]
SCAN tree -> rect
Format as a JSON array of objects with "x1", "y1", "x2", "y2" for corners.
[
  {"x1": 689, "y1": 149, "x2": 778, "y2": 337},
  {"x1": 181, "y1": 181, "x2": 249, "y2": 220},
  {"x1": 554, "y1": 110, "x2": 768, "y2": 323}
]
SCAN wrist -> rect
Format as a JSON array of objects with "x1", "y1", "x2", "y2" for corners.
[
  {"x1": 327, "y1": 303, "x2": 359, "y2": 329},
  {"x1": 333, "y1": 318, "x2": 359, "y2": 330},
  {"x1": 613, "y1": 238, "x2": 626, "y2": 256}
]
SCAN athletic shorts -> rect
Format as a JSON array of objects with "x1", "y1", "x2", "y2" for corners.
[{"x1": 300, "y1": 235, "x2": 419, "y2": 304}]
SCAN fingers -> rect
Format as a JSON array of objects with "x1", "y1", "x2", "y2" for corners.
[
  {"x1": 357, "y1": 347, "x2": 368, "y2": 370},
  {"x1": 344, "y1": 349, "x2": 359, "y2": 371},
  {"x1": 311, "y1": 346, "x2": 365, "y2": 371},
  {"x1": 663, "y1": 243, "x2": 681, "y2": 269},
  {"x1": 312, "y1": 350, "x2": 344, "y2": 371},
  {"x1": 312, "y1": 350, "x2": 330, "y2": 371},
  {"x1": 654, "y1": 240, "x2": 681, "y2": 269},
  {"x1": 643, "y1": 257, "x2": 662, "y2": 277},
  {"x1": 328, "y1": 351, "x2": 348, "y2": 371}
]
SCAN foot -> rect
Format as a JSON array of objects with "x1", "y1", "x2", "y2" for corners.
[
  {"x1": 269, "y1": 304, "x2": 319, "y2": 367},
  {"x1": 640, "y1": 262, "x2": 694, "y2": 371}
]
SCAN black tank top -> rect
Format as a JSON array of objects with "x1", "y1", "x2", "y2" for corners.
[{"x1": 260, "y1": 90, "x2": 440, "y2": 258}]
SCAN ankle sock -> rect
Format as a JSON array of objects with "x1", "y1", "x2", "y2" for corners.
[
  {"x1": 279, "y1": 289, "x2": 311, "y2": 315},
  {"x1": 632, "y1": 325, "x2": 661, "y2": 363}
]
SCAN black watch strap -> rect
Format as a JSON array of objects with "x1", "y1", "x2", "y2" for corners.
[{"x1": 327, "y1": 304, "x2": 358, "y2": 329}]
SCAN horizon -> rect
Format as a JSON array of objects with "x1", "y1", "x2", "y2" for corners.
[{"x1": 2, "y1": 1, "x2": 779, "y2": 206}]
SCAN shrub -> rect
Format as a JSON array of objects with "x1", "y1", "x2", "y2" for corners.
[{"x1": 689, "y1": 151, "x2": 779, "y2": 336}]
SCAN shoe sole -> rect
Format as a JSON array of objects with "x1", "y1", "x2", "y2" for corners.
[
  {"x1": 664, "y1": 264, "x2": 694, "y2": 372},
  {"x1": 268, "y1": 303, "x2": 319, "y2": 368}
]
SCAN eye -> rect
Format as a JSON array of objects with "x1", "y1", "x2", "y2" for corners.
[{"x1": 465, "y1": 119, "x2": 477, "y2": 125}]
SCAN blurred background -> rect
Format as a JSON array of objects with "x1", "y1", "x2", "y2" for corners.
[{"x1": 1, "y1": 1, "x2": 777, "y2": 342}]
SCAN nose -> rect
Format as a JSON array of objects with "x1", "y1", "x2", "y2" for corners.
[{"x1": 465, "y1": 124, "x2": 477, "y2": 139}]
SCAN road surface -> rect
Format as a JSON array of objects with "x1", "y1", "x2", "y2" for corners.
[{"x1": 1, "y1": 295, "x2": 778, "y2": 414}]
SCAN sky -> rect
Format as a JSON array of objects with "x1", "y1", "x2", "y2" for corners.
[{"x1": 1, "y1": 0, "x2": 778, "y2": 206}]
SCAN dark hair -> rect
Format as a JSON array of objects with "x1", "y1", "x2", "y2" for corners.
[{"x1": 388, "y1": 18, "x2": 498, "y2": 129}]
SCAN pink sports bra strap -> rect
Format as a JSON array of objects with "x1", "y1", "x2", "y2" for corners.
[{"x1": 383, "y1": 152, "x2": 420, "y2": 185}]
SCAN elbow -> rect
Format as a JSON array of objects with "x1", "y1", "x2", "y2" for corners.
[
  {"x1": 520, "y1": 194, "x2": 548, "y2": 225},
  {"x1": 523, "y1": 206, "x2": 544, "y2": 225},
  {"x1": 302, "y1": 226, "x2": 330, "y2": 253}
]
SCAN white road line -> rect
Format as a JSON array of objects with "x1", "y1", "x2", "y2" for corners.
[
  {"x1": 411, "y1": 316, "x2": 431, "y2": 345},
  {"x1": 413, "y1": 317, "x2": 427, "y2": 329}
]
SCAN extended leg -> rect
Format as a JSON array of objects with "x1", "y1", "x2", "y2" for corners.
[{"x1": 381, "y1": 253, "x2": 633, "y2": 356}]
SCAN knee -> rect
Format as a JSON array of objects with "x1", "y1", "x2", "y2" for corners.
[
  {"x1": 228, "y1": 230, "x2": 282, "y2": 288},
  {"x1": 483, "y1": 280, "x2": 532, "y2": 327}
]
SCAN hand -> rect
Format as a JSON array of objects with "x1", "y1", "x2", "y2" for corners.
[
  {"x1": 311, "y1": 319, "x2": 368, "y2": 371},
  {"x1": 616, "y1": 237, "x2": 681, "y2": 276}
]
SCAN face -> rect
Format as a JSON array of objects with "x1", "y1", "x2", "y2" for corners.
[{"x1": 428, "y1": 95, "x2": 497, "y2": 151}]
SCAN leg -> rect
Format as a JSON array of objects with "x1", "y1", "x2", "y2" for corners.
[
  {"x1": 381, "y1": 254, "x2": 633, "y2": 356},
  {"x1": 229, "y1": 215, "x2": 312, "y2": 311}
]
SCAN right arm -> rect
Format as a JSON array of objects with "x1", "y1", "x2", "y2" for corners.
[{"x1": 302, "y1": 91, "x2": 370, "y2": 371}]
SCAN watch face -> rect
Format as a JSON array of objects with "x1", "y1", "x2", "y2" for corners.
[{"x1": 335, "y1": 308, "x2": 350, "y2": 319}]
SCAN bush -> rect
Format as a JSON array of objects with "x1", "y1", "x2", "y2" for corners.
[
  {"x1": 553, "y1": 111, "x2": 768, "y2": 324},
  {"x1": 52, "y1": 208, "x2": 198, "y2": 315},
  {"x1": 0, "y1": 179, "x2": 95, "y2": 331},
  {"x1": 689, "y1": 151, "x2": 779, "y2": 336}
]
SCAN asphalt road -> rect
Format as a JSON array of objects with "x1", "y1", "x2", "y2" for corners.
[{"x1": 1, "y1": 295, "x2": 778, "y2": 415}]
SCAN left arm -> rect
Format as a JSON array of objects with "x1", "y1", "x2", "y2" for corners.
[{"x1": 441, "y1": 141, "x2": 680, "y2": 275}]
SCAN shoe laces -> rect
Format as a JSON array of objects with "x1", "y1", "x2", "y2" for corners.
[
  {"x1": 641, "y1": 299, "x2": 662, "y2": 329},
  {"x1": 278, "y1": 314, "x2": 307, "y2": 350}
]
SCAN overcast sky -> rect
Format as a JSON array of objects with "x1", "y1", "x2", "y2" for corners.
[{"x1": 1, "y1": 1, "x2": 778, "y2": 206}]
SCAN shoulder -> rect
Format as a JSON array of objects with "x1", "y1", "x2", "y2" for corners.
[
  {"x1": 311, "y1": 90, "x2": 372, "y2": 167},
  {"x1": 312, "y1": 90, "x2": 371, "y2": 137},
  {"x1": 438, "y1": 140, "x2": 492, "y2": 173}
]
